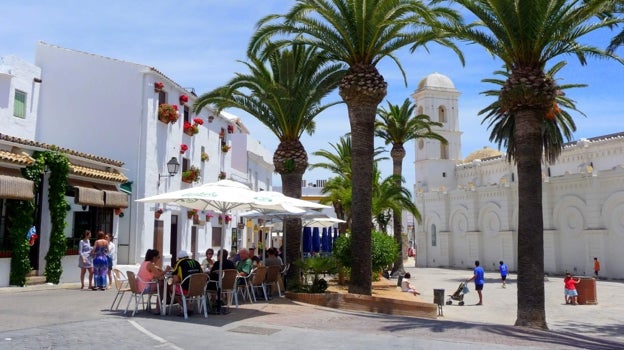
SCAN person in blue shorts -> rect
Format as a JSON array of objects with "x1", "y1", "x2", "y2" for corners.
[
  {"x1": 467, "y1": 260, "x2": 485, "y2": 305},
  {"x1": 499, "y1": 261, "x2": 508, "y2": 288}
]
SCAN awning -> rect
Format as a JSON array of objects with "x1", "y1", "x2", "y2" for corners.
[
  {"x1": 0, "y1": 175, "x2": 34, "y2": 200},
  {"x1": 104, "y1": 190, "x2": 128, "y2": 208},
  {"x1": 74, "y1": 186, "x2": 104, "y2": 206}
]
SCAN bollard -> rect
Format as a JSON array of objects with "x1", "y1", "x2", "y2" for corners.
[{"x1": 433, "y1": 289, "x2": 445, "y2": 316}]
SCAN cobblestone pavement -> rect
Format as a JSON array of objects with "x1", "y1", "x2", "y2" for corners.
[{"x1": 1, "y1": 265, "x2": 623, "y2": 349}]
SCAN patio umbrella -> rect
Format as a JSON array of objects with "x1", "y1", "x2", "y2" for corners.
[
  {"x1": 321, "y1": 227, "x2": 329, "y2": 253},
  {"x1": 302, "y1": 227, "x2": 312, "y2": 255},
  {"x1": 332, "y1": 227, "x2": 339, "y2": 247},
  {"x1": 312, "y1": 227, "x2": 321, "y2": 253}
]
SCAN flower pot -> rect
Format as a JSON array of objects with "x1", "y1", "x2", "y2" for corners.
[
  {"x1": 182, "y1": 177, "x2": 193, "y2": 184},
  {"x1": 155, "y1": 212, "x2": 162, "y2": 219},
  {"x1": 158, "y1": 113, "x2": 171, "y2": 124},
  {"x1": 208, "y1": 116, "x2": 214, "y2": 123},
  {"x1": 184, "y1": 128, "x2": 195, "y2": 136}
]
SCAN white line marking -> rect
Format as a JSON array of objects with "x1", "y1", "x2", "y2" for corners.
[{"x1": 128, "y1": 319, "x2": 184, "y2": 350}]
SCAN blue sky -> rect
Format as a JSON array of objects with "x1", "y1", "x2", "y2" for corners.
[{"x1": 2, "y1": 1, "x2": 623, "y2": 190}]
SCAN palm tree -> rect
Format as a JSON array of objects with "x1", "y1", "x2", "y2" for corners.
[
  {"x1": 310, "y1": 134, "x2": 387, "y2": 231},
  {"x1": 249, "y1": 0, "x2": 463, "y2": 295},
  {"x1": 480, "y1": 62, "x2": 585, "y2": 164},
  {"x1": 445, "y1": 0, "x2": 623, "y2": 329},
  {"x1": 375, "y1": 98, "x2": 446, "y2": 275},
  {"x1": 193, "y1": 43, "x2": 346, "y2": 283},
  {"x1": 371, "y1": 170, "x2": 420, "y2": 234}
]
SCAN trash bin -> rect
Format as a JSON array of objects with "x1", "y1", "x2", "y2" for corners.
[
  {"x1": 433, "y1": 289, "x2": 445, "y2": 316},
  {"x1": 576, "y1": 277, "x2": 597, "y2": 305}
]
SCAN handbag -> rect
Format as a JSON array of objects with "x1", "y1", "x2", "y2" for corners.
[{"x1": 462, "y1": 284, "x2": 470, "y2": 294}]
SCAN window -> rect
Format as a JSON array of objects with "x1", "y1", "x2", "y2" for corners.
[
  {"x1": 431, "y1": 224, "x2": 437, "y2": 247},
  {"x1": 158, "y1": 91, "x2": 166, "y2": 105},
  {"x1": 440, "y1": 143, "x2": 449, "y2": 160},
  {"x1": 184, "y1": 105, "x2": 190, "y2": 123},
  {"x1": 438, "y1": 106, "x2": 446, "y2": 123},
  {"x1": 13, "y1": 90, "x2": 26, "y2": 118}
]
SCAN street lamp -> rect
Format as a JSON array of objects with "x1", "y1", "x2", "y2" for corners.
[{"x1": 157, "y1": 157, "x2": 180, "y2": 187}]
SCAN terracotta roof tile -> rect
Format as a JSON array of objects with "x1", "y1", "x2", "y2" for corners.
[
  {"x1": 0, "y1": 150, "x2": 35, "y2": 166},
  {"x1": 0, "y1": 133, "x2": 124, "y2": 167},
  {"x1": 70, "y1": 165, "x2": 128, "y2": 183}
]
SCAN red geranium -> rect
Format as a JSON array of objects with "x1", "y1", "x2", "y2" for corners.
[
  {"x1": 193, "y1": 118, "x2": 204, "y2": 125},
  {"x1": 179, "y1": 95, "x2": 189, "y2": 104},
  {"x1": 154, "y1": 82, "x2": 164, "y2": 91},
  {"x1": 180, "y1": 144, "x2": 189, "y2": 154}
]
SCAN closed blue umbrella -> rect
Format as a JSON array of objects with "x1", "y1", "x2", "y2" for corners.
[
  {"x1": 312, "y1": 227, "x2": 321, "y2": 253},
  {"x1": 321, "y1": 227, "x2": 329, "y2": 253},
  {"x1": 303, "y1": 226, "x2": 312, "y2": 254},
  {"x1": 332, "y1": 227, "x2": 338, "y2": 247}
]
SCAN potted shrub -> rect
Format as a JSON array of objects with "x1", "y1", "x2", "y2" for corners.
[
  {"x1": 221, "y1": 144, "x2": 231, "y2": 153},
  {"x1": 181, "y1": 165, "x2": 201, "y2": 183},
  {"x1": 218, "y1": 171, "x2": 226, "y2": 180},
  {"x1": 154, "y1": 81, "x2": 164, "y2": 92},
  {"x1": 201, "y1": 152, "x2": 209, "y2": 162},
  {"x1": 183, "y1": 122, "x2": 199, "y2": 136},
  {"x1": 187, "y1": 209, "x2": 198, "y2": 219},
  {"x1": 158, "y1": 104, "x2": 179, "y2": 124},
  {"x1": 155, "y1": 208, "x2": 164, "y2": 219}
]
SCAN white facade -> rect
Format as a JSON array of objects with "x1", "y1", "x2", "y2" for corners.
[
  {"x1": 0, "y1": 56, "x2": 41, "y2": 140},
  {"x1": 34, "y1": 42, "x2": 273, "y2": 267},
  {"x1": 414, "y1": 73, "x2": 624, "y2": 279}
]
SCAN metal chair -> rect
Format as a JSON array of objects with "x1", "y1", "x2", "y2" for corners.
[
  {"x1": 124, "y1": 271, "x2": 159, "y2": 316},
  {"x1": 110, "y1": 268, "x2": 130, "y2": 311},
  {"x1": 170, "y1": 273, "x2": 209, "y2": 319}
]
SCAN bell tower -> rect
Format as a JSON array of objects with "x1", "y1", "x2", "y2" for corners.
[{"x1": 412, "y1": 72, "x2": 461, "y2": 192}]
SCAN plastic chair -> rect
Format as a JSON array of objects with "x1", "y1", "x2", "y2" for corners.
[
  {"x1": 170, "y1": 273, "x2": 208, "y2": 319},
  {"x1": 110, "y1": 268, "x2": 130, "y2": 311},
  {"x1": 249, "y1": 266, "x2": 268, "y2": 301},
  {"x1": 264, "y1": 265, "x2": 282, "y2": 297},
  {"x1": 124, "y1": 271, "x2": 159, "y2": 316}
]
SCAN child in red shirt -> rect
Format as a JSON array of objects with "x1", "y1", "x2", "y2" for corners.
[{"x1": 564, "y1": 272, "x2": 580, "y2": 305}]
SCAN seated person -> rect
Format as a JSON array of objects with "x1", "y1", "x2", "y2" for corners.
[
  {"x1": 172, "y1": 250, "x2": 201, "y2": 295},
  {"x1": 251, "y1": 255, "x2": 264, "y2": 268},
  {"x1": 400, "y1": 272, "x2": 421, "y2": 296},
  {"x1": 208, "y1": 249, "x2": 237, "y2": 290},
  {"x1": 236, "y1": 248, "x2": 253, "y2": 277},
  {"x1": 201, "y1": 248, "x2": 215, "y2": 272},
  {"x1": 264, "y1": 247, "x2": 283, "y2": 266},
  {"x1": 137, "y1": 249, "x2": 170, "y2": 314}
]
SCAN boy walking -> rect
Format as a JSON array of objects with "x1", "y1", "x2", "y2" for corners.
[{"x1": 499, "y1": 261, "x2": 508, "y2": 288}]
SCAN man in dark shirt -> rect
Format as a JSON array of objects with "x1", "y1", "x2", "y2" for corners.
[{"x1": 172, "y1": 250, "x2": 201, "y2": 293}]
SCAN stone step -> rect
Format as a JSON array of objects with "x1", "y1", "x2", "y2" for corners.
[{"x1": 25, "y1": 275, "x2": 47, "y2": 286}]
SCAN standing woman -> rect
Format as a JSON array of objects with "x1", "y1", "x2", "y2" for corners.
[
  {"x1": 78, "y1": 230, "x2": 94, "y2": 290},
  {"x1": 91, "y1": 231, "x2": 109, "y2": 290},
  {"x1": 106, "y1": 233, "x2": 117, "y2": 289}
]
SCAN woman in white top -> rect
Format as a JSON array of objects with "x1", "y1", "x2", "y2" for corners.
[{"x1": 106, "y1": 233, "x2": 117, "y2": 289}]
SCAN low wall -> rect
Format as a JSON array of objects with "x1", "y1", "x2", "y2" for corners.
[
  {"x1": 0, "y1": 258, "x2": 9, "y2": 287},
  {"x1": 286, "y1": 291, "x2": 438, "y2": 319}
]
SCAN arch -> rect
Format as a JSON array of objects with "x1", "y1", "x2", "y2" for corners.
[
  {"x1": 438, "y1": 105, "x2": 446, "y2": 123},
  {"x1": 450, "y1": 205, "x2": 469, "y2": 235},
  {"x1": 478, "y1": 202, "x2": 503, "y2": 235},
  {"x1": 553, "y1": 195, "x2": 587, "y2": 236},
  {"x1": 601, "y1": 191, "x2": 624, "y2": 237}
]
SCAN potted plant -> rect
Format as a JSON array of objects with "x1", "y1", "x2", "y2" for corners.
[
  {"x1": 206, "y1": 212, "x2": 214, "y2": 221},
  {"x1": 218, "y1": 171, "x2": 226, "y2": 180},
  {"x1": 218, "y1": 215, "x2": 223, "y2": 225},
  {"x1": 219, "y1": 130, "x2": 225, "y2": 139},
  {"x1": 187, "y1": 209, "x2": 198, "y2": 219},
  {"x1": 182, "y1": 165, "x2": 201, "y2": 183},
  {"x1": 221, "y1": 144, "x2": 231, "y2": 153},
  {"x1": 193, "y1": 118, "x2": 204, "y2": 126},
  {"x1": 114, "y1": 208, "x2": 123, "y2": 216},
  {"x1": 155, "y1": 208, "x2": 164, "y2": 219},
  {"x1": 183, "y1": 122, "x2": 199, "y2": 136},
  {"x1": 154, "y1": 81, "x2": 164, "y2": 92},
  {"x1": 158, "y1": 104, "x2": 179, "y2": 124},
  {"x1": 208, "y1": 115, "x2": 214, "y2": 123},
  {"x1": 227, "y1": 124, "x2": 234, "y2": 134},
  {"x1": 179, "y1": 144, "x2": 189, "y2": 155},
  {"x1": 201, "y1": 151, "x2": 209, "y2": 162},
  {"x1": 224, "y1": 214, "x2": 232, "y2": 224},
  {"x1": 179, "y1": 94, "x2": 189, "y2": 105}
]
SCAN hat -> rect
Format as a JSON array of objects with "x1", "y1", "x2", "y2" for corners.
[{"x1": 177, "y1": 250, "x2": 189, "y2": 258}]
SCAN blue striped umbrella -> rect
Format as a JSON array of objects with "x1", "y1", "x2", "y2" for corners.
[
  {"x1": 312, "y1": 227, "x2": 321, "y2": 253},
  {"x1": 302, "y1": 226, "x2": 312, "y2": 253}
]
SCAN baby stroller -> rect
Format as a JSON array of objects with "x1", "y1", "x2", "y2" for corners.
[{"x1": 446, "y1": 281, "x2": 468, "y2": 306}]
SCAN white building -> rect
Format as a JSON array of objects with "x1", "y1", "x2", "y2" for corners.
[
  {"x1": 0, "y1": 55, "x2": 129, "y2": 286},
  {"x1": 34, "y1": 42, "x2": 273, "y2": 267},
  {"x1": 413, "y1": 72, "x2": 624, "y2": 279}
]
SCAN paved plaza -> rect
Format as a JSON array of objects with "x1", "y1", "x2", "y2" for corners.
[{"x1": 1, "y1": 265, "x2": 622, "y2": 349}]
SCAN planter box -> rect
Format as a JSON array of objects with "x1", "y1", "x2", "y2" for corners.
[{"x1": 285, "y1": 291, "x2": 438, "y2": 319}]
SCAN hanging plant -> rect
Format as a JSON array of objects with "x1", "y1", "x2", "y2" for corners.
[
  {"x1": 201, "y1": 152, "x2": 209, "y2": 162},
  {"x1": 182, "y1": 165, "x2": 201, "y2": 183},
  {"x1": 187, "y1": 209, "x2": 198, "y2": 219},
  {"x1": 158, "y1": 103, "x2": 179, "y2": 124},
  {"x1": 180, "y1": 144, "x2": 189, "y2": 154},
  {"x1": 183, "y1": 122, "x2": 199, "y2": 136},
  {"x1": 154, "y1": 81, "x2": 164, "y2": 92},
  {"x1": 221, "y1": 144, "x2": 231, "y2": 153},
  {"x1": 155, "y1": 208, "x2": 164, "y2": 219},
  {"x1": 179, "y1": 94, "x2": 189, "y2": 105},
  {"x1": 218, "y1": 171, "x2": 226, "y2": 180},
  {"x1": 227, "y1": 125, "x2": 234, "y2": 134},
  {"x1": 224, "y1": 215, "x2": 232, "y2": 224},
  {"x1": 208, "y1": 115, "x2": 214, "y2": 123}
]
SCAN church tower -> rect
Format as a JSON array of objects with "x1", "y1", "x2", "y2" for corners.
[{"x1": 411, "y1": 72, "x2": 461, "y2": 192}]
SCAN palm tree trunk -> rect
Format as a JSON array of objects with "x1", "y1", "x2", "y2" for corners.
[
  {"x1": 281, "y1": 172, "x2": 304, "y2": 288},
  {"x1": 513, "y1": 109, "x2": 547, "y2": 329},
  {"x1": 390, "y1": 146, "x2": 405, "y2": 276}
]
